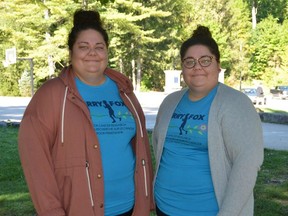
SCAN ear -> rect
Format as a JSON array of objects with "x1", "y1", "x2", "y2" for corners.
[
  {"x1": 218, "y1": 62, "x2": 221, "y2": 73},
  {"x1": 69, "y1": 50, "x2": 72, "y2": 61}
]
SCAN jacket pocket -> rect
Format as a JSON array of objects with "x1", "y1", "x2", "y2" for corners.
[
  {"x1": 54, "y1": 158, "x2": 93, "y2": 210},
  {"x1": 63, "y1": 176, "x2": 72, "y2": 212}
]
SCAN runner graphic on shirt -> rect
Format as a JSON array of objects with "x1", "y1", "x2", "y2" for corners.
[
  {"x1": 179, "y1": 114, "x2": 189, "y2": 135},
  {"x1": 103, "y1": 100, "x2": 122, "y2": 123}
]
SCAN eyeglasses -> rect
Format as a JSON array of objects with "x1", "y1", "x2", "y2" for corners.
[{"x1": 182, "y1": 56, "x2": 214, "y2": 69}]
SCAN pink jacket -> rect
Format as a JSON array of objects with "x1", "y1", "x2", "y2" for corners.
[{"x1": 18, "y1": 66, "x2": 154, "y2": 216}]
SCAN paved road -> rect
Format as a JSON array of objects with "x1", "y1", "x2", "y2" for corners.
[{"x1": 1, "y1": 93, "x2": 288, "y2": 150}]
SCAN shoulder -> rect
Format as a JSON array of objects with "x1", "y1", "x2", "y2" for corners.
[
  {"x1": 105, "y1": 68, "x2": 133, "y2": 92},
  {"x1": 158, "y1": 88, "x2": 187, "y2": 113},
  {"x1": 213, "y1": 83, "x2": 259, "y2": 121},
  {"x1": 216, "y1": 83, "x2": 251, "y2": 104},
  {"x1": 161, "y1": 89, "x2": 186, "y2": 105},
  {"x1": 34, "y1": 77, "x2": 64, "y2": 97},
  {"x1": 26, "y1": 77, "x2": 66, "y2": 114},
  {"x1": 164, "y1": 88, "x2": 187, "y2": 101},
  {"x1": 217, "y1": 83, "x2": 241, "y2": 96}
]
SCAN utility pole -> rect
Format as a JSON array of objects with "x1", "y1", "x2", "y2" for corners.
[{"x1": 239, "y1": 42, "x2": 243, "y2": 91}]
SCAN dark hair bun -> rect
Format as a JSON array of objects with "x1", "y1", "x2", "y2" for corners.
[
  {"x1": 73, "y1": 9, "x2": 102, "y2": 27},
  {"x1": 191, "y1": 25, "x2": 212, "y2": 38}
]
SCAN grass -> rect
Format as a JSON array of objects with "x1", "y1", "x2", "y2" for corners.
[
  {"x1": 0, "y1": 127, "x2": 288, "y2": 215},
  {"x1": 258, "y1": 107, "x2": 288, "y2": 115},
  {"x1": 254, "y1": 150, "x2": 288, "y2": 215},
  {"x1": 0, "y1": 126, "x2": 35, "y2": 216}
]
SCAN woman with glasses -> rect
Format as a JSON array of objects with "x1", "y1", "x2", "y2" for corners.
[{"x1": 152, "y1": 25, "x2": 264, "y2": 216}]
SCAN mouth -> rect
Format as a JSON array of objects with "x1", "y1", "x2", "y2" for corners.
[
  {"x1": 85, "y1": 59, "x2": 99, "y2": 62},
  {"x1": 192, "y1": 74, "x2": 206, "y2": 77},
  {"x1": 85, "y1": 60, "x2": 101, "y2": 64}
]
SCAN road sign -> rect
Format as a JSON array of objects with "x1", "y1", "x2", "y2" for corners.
[{"x1": 5, "y1": 47, "x2": 17, "y2": 64}]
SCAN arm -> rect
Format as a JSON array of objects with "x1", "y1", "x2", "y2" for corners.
[
  {"x1": 218, "y1": 95, "x2": 264, "y2": 216},
  {"x1": 18, "y1": 92, "x2": 65, "y2": 216}
]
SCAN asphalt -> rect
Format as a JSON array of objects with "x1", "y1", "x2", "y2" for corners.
[{"x1": 0, "y1": 93, "x2": 288, "y2": 151}]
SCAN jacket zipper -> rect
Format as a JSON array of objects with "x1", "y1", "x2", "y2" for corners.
[
  {"x1": 86, "y1": 161, "x2": 95, "y2": 207},
  {"x1": 142, "y1": 159, "x2": 148, "y2": 197},
  {"x1": 123, "y1": 93, "x2": 148, "y2": 197}
]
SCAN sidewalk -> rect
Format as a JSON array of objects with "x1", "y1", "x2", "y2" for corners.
[
  {"x1": 135, "y1": 91, "x2": 167, "y2": 130},
  {"x1": 0, "y1": 96, "x2": 31, "y2": 123}
]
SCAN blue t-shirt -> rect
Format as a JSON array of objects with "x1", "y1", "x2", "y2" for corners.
[
  {"x1": 155, "y1": 86, "x2": 219, "y2": 216},
  {"x1": 76, "y1": 76, "x2": 136, "y2": 216}
]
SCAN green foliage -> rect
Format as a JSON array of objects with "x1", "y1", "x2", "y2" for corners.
[
  {"x1": 246, "y1": 0, "x2": 288, "y2": 24},
  {"x1": 0, "y1": 0, "x2": 288, "y2": 95},
  {"x1": 257, "y1": 0, "x2": 288, "y2": 24},
  {"x1": 18, "y1": 70, "x2": 32, "y2": 96},
  {"x1": 249, "y1": 16, "x2": 288, "y2": 87},
  {"x1": 0, "y1": 64, "x2": 20, "y2": 96}
]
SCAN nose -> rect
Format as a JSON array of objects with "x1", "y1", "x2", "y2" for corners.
[
  {"x1": 88, "y1": 48, "x2": 97, "y2": 56},
  {"x1": 193, "y1": 60, "x2": 202, "y2": 69}
]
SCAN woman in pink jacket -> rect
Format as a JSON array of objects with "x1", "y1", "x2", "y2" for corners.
[{"x1": 18, "y1": 9, "x2": 154, "y2": 216}]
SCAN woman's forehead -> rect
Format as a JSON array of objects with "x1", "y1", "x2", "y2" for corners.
[{"x1": 185, "y1": 45, "x2": 211, "y2": 56}]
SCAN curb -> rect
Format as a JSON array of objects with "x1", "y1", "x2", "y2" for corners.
[
  {"x1": 0, "y1": 121, "x2": 21, "y2": 127},
  {"x1": 1, "y1": 113, "x2": 287, "y2": 128},
  {"x1": 259, "y1": 112, "x2": 288, "y2": 125}
]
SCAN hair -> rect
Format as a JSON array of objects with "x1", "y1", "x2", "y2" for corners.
[
  {"x1": 180, "y1": 25, "x2": 220, "y2": 62},
  {"x1": 68, "y1": 9, "x2": 109, "y2": 50}
]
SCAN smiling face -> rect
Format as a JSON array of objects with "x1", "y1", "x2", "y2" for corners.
[
  {"x1": 70, "y1": 29, "x2": 108, "y2": 85},
  {"x1": 182, "y1": 44, "x2": 221, "y2": 100}
]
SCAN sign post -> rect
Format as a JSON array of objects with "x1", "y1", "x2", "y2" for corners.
[
  {"x1": 5, "y1": 47, "x2": 17, "y2": 64},
  {"x1": 4, "y1": 48, "x2": 34, "y2": 96}
]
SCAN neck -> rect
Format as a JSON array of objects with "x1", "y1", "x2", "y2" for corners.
[
  {"x1": 76, "y1": 73, "x2": 106, "y2": 86},
  {"x1": 188, "y1": 90, "x2": 208, "y2": 101}
]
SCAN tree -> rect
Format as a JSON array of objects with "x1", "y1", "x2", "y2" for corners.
[
  {"x1": 0, "y1": 0, "x2": 287, "y2": 95},
  {"x1": 100, "y1": 0, "x2": 171, "y2": 91},
  {"x1": 178, "y1": 0, "x2": 251, "y2": 87},
  {"x1": 18, "y1": 69, "x2": 32, "y2": 96},
  {"x1": 247, "y1": 0, "x2": 288, "y2": 29},
  {"x1": 249, "y1": 16, "x2": 288, "y2": 86}
]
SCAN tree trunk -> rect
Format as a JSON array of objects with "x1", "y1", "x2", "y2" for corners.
[
  {"x1": 131, "y1": 59, "x2": 136, "y2": 90},
  {"x1": 82, "y1": 0, "x2": 88, "y2": 9},
  {"x1": 136, "y1": 56, "x2": 141, "y2": 92},
  {"x1": 44, "y1": 2, "x2": 55, "y2": 78},
  {"x1": 251, "y1": 0, "x2": 257, "y2": 29}
]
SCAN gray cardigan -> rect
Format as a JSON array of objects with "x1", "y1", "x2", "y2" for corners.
[{"x1": 152, "y1": 83, "x2": 264, "y2": 216}]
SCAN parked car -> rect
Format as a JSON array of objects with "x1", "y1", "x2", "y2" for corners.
[
  {"x1": 241, "y1": 87, "x2": 267, "y2": 105},
  {"x1": 270, "y1": 86, "x2": 288, "y2": 100}
]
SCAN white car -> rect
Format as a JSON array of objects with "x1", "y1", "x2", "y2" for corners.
[
  {"x1": 270, "y1": 86, "x2": 288, "y2": 100},
  {"x1": 241, "y1": 88, "x2": 267, "y2": 105}
]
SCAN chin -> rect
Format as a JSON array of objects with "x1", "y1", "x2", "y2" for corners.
[{"x1": 86, "y1": 67, "x2": 102, "y2": 72}]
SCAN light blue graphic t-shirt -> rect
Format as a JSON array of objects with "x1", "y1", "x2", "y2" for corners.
[
  {"x1": 76, "y1": 76, "x2": 136, "y2": 216},
  {"x1": 155, "y1": 86, "x2": 219, "y2": 216}
]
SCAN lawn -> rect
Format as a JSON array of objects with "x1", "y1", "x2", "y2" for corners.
[{"x1": 0, "y1": 126, "x2": 287, "y2": 216}]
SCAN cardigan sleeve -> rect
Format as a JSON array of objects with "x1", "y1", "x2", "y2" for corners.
[{"x1": 217, "y1": 91, "x2": 264, "y2": 215}]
